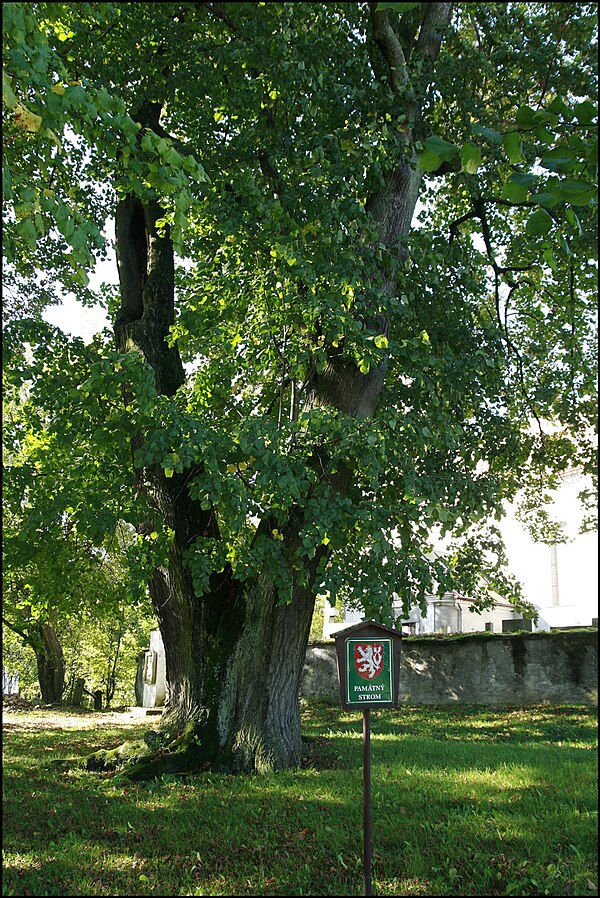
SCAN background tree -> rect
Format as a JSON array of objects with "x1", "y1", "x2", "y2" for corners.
[
  {"x1": 2, "y1": 601, "x2": 156, "y2": 707},
  {"x1": 2, "y1": 327, "x2": 154, "y2": 703},
  {"x1": 2, "y1": 510, "x2": 152, "y2": 705},
  {"x1": 57, "y1": 595, "x2": 156, "y2": 709},
  {"x1": 2, "y1": 2, "x2": 597, "y2": 775}
]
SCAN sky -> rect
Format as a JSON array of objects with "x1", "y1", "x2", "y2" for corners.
[
  {"x1": 42, "y1": 251, "x2": 598, "y2": 628},
  {"x1": 498, "y1": 480, "x2": 598, "y2": 626}
]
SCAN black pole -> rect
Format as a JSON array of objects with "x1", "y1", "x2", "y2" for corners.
[{"x1": 363, "y1": 708, "x2": 372, "y2": 896}]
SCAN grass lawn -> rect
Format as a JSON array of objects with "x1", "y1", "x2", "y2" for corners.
[{"x1": 2, "y1": 702, "x2": 597, "y2": 896}]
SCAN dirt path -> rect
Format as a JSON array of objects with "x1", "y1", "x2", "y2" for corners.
[{"x1": 2, "y1": 705, "x2": 158, "y2": 731}]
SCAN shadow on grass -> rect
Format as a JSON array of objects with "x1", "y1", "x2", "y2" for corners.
[{"x1": 2, "y1": 704, "x2": 597, "y2": 896}]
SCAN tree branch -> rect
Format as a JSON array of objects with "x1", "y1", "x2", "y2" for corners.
[
  {"x1": 369, "y1": 3, "x2": 415, "y2": 103},
  {"x1": 448, "y1": 208, "x2": 477, "y2": 243},
  {"x1": 473, "y1": 197, "x2": 546, "y2": 430},
  {"x1": 2, "y1": 615, "x2": 38, "y2": 652},
  {"x1": 414, "y1": 2, "x2": 454, "y2": 65},
  {"x1": 369, "y1": 2, "x2": 452, "y2": 141}
]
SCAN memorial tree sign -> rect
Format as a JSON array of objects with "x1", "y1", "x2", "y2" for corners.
[{"x1": 334, "y1": 621, "x2": 403, "y2": 895}]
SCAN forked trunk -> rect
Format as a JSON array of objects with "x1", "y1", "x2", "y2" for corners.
[
  {"x1": 130, "y1": 517, "x2": 317, "y2": 774},
  {"x1": 112, "y1": 116, "x2": 422, "y2": 776}
]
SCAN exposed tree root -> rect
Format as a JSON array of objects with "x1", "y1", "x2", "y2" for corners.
[
  {"x1": 85, "y1": 738, "x2": 152, "y2": 773},
  {"x1": 84, "y1": 721, "x2": 227, "y2": 781}
]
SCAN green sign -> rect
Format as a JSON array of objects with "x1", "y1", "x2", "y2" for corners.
[{"x1": 345, "y1": 638, "x2": 394, "y2": 706}]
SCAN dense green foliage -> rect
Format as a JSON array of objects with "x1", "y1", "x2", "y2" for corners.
[
  {"x1": 2, "y1": 702, "x2": 597, "y2": 895},
  {"x1": 2, "y1": 3, "x2": 597, "y2": 653}
]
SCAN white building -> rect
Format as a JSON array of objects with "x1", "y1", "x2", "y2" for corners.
[{"x1": 323, "y1": 591, "x2": 527, "y2": 640}]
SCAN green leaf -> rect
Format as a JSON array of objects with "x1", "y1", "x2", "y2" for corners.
[
  {"x1": 419, "y1": 150, "x2": 443, "y2": 172},
  {"x1": 515, "y1": 106, "x2": 557, "y2": 131},
  {"x1": 540, "y1": 147, "x2": 576, "y2": 174},
  {"x1": 502, "y1": 132, "x2": 523, "y2": 164},
  {"x1": 141, "y1": 132, "x2": 154, "y2": 153},
  {"x1": 471, "y1": 123, "x2": 502, "y2": 145},
  {"x1": 419, "y1": 136, "x2": 458, "y2": 172},
  {"x1": 546, "y1": 96, "x2": 571, "y2": 119},
  {"x1": 16, "y1": 217, "x2": 37, "y2": 249},
  {"x1": 423, "y1": 135, "x2": 459, "y2": 161},
  {"x1": 557, "y1": 233, "x2": 572, "y2": 257},
  {"x1": 516, "y1": 105, "x2": 537, "y2": 130},
  {"x1": 525, "y1": 207, "x2": 553, "y2": 236},
  {"x1": 500, "y1": 173, "x2": 536, "y2": 203},
  {"x1": 555, "y1": 179, "x2": 597, "y2": 206},
  {"x1": 574, "y1": 100, "x2": 597, "y2": 124},
  {"x1": 460, "y1": 142, "x2": 482, "y2": 174},
  {"x1": 510, "y1": 172, "x2": 538, "y2": 187},
  {"x1": 565, "y1": 208, "x2": 582, "y2": 234},
  {"x1": 174, "y1": 211, "x2": 189, "y2": 230},
  {"x1": 2, "y1": 69, "x2": 18, "y2": 109},
  {"x1": 528, "y1": 192, "x2": 557, "y2": 208},
  {"x1": 501, "y1": 181, "x2": 529, "y2": 204},
  {"x1": 535, "y1": 126, "x2": 554, "y2": 146}
]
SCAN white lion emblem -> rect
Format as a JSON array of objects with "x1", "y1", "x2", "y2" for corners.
[{"x1": 356, "y1": 643, "x2": 383, "y2": 679}]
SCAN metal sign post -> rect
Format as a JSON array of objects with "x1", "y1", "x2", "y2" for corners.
[
  {"x1": 334, "y1": 620, "x2": 403, "y2": 897},
  {"x1": 363, "y1": 707, "x2": 372, "y2": 897}
]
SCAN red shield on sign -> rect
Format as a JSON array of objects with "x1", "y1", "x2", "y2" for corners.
[{"x1": 354, "y1": 642, "x2": 384, "y2": 680}]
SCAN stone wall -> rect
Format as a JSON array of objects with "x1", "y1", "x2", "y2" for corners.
[{"x1": 300, "y1": 630, "x2": 598, "y2": 706}]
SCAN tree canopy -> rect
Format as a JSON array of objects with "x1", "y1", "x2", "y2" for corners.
[{"x1": 2, "y1": 1, "x2": 597, "y2": 772}]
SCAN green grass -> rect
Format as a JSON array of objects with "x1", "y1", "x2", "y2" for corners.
[{"x1": 2, "y1": 703, "x2": 597, "y2": 896}]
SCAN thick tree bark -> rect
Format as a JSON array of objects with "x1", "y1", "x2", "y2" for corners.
[
  {"x1": 217, "y1": 523, "x2": 324, "y2": 771},
  {"x1": 134, "y1": 651, "x2": 145, "y2": 706},
  {"x1": 35, "y1": 621, "x2": 65, "y2": 703}
]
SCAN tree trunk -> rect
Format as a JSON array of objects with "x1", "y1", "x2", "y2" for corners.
[
  {"x1": 134, "y1": 651, "x2": 145, "y2": 706},
  {"x1": 73, "y1": 677, "x2": 85, "y2": 706},
  {"x1": 35, "y1": 621, "x2": 65, "y2": 703},
  {"x1": 217, "y1": 538, "x2": 322, "y2": 771}
]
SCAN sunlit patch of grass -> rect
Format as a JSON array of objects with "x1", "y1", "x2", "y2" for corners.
[{"x1": 2, "y1": 703, "x2": 597, "y2": 896}]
